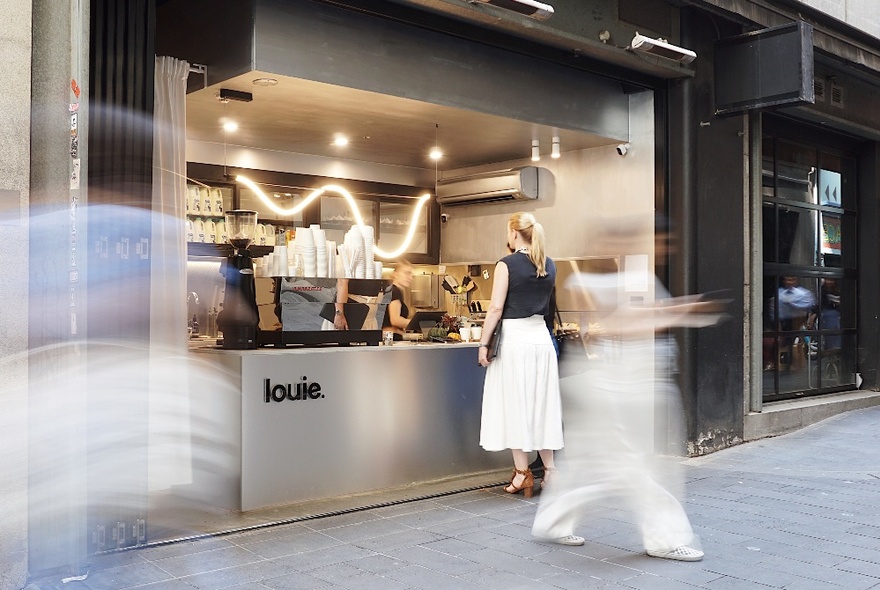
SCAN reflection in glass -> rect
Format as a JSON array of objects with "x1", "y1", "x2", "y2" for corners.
[
  {"x1": 819, "y1": 212, "x2": 842, "y2": 268},
  {"x1": 378, "y1": 201, "x2": 428, "y2": 256},
  {"x1": 320, "y1": 195, "x2": 377, "y2": 246},
  {"x1": 776, "y1": 141, "x2": 817, "y2": 204},
  {"x1": 762, "y1": 204, "x2": 776, "y2": 263},
  {"x1": 817, "y1": 169, "x2": 842, "y2": 207},
  {"x1": 239, "y1": 186, "x2": 305, "y2": 225},
  {"x1": 778, "y1": 206, "x2": 819, "y2": 266},
  {"x1": 819, "y1": 334, "x2": 857, "y2": 389}
]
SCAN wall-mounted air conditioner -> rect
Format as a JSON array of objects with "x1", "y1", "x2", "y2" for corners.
[{"x1": 436, "y1": 166, "x2": 542, "y2": 206}]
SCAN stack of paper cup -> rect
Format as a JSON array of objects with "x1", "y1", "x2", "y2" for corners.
[
  {"x1": 311, "y1": 225, "x2": 328, "y2": 277},
  {"x1": 274, "y1": 245, "x2": 288, "y2": 276},
  {"x1": 362, "y1": 225, "x2": 375, "y2": 278},
  {"x1": 343, "y1": 226, "x2": 365, "y2": 278},
  {"x1": 374, "y1": 261, "x2": 383, "y2": 278},
  {"x1": 295, "y1": 227, "x2": 317, "y2": 277},
  {"x1": 326, "y1": 241, "x2": 336, "y2": 278}
]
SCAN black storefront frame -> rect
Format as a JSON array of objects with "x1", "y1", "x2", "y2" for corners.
[{"x1": 761, "y1": 116, "x2": 862, "y2": 402}]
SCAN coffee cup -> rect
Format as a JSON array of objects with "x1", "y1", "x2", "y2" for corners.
[
  {"x1": 459, "y1": 327, "x2": 472, "y2": 342},
  {"x1": 471, "y1": 326, "x2": 482, "y2": 341}
]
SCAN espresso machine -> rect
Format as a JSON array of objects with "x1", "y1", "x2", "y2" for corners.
[{"x1": 216, "y1": 210, "x2": 259, "y2": 349}]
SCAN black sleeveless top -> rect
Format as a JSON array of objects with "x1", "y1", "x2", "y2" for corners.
[
  {"x1": 382, "y1": 284, "x2": 409, "y2": 328},
  {"x1": 500, "y1": 252, "x2": 556, "y2": 319}
]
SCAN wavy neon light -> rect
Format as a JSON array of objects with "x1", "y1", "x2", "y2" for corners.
[{"x1": 236, "y1": 175, "x2": 431, "y2": 260}]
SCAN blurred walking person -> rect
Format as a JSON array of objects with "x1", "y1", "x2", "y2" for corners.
[{"x1": 532, "y1": 216, "x2": 726, "y2": 559}]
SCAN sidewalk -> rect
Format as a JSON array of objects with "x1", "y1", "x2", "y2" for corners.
[{"x1": 32, "y1": 405, "x2": 880, "y2": 590}]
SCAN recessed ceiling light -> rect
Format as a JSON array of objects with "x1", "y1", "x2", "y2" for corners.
[
  {"x1": 252, "y1": 77, "x2": 278, "y2": 86},
  {"x1": 223, "y1": 121, "x2": 238, "y2": 132},
  {"x1": 429, "y1": 147, "x2": 443, "y2": 161},
  {"x1": 333, "y1": 135, "x2": 349, "y2": 147}
]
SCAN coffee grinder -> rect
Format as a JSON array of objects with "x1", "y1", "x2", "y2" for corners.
[{"x1": 216, "y1": 210, "x2": 259, "y2": 349}]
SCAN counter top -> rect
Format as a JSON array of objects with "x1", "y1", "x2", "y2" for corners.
[{"x1": 188, "y1": 337, "x2": 480, "y2": 354}]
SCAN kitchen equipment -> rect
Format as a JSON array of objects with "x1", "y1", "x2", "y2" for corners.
[{"x1": 216, "y1": 210, "x2": 260, "y2": 349}]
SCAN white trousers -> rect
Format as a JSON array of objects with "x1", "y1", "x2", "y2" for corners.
[{"x1": 532, "y1": 340, "x2": 696, "y2": 553}]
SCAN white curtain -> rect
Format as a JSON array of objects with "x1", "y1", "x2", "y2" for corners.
[{"x1": 149, "y1": 56, "x2": 191, "y2": 490}]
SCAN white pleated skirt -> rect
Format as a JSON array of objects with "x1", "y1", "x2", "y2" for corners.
[{"x1": 479, "y1": 315, "x2": 564, "y2": 452}]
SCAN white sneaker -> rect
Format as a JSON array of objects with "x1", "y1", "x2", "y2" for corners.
[
  {"x1": 646, "y1": 545, "x2": 704, "y2": 562},
  {"x1": 535, "y1": 534, "x2": 585, "y2": 546}
]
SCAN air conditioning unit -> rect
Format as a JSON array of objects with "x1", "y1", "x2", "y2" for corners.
[{"x1": 436, "y1": 166, "x2": 542, "y2": 206}]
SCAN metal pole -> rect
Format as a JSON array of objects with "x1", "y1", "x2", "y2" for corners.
[{"x1": 748, "y1": 111, "x2": 763, "y2": 413}]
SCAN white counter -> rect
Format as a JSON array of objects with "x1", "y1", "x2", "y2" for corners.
[{"x1": 186, "y1": 341, "x2": 506, "y2": 511}]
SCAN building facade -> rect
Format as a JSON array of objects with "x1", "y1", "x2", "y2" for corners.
[{"x1": 4, "y1": 0, "x2": 880, "y2": 587}]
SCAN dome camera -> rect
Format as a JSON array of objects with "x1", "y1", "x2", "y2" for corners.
[
  {"x1": 440, "y1": 213, "x2": 449, "y2": 223},
  {"x1": 616, "y1": 143, "x2": 630, "y2": 156}
]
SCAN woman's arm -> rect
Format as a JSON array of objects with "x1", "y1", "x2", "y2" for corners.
[
  {"x1": 387, "y1": 299, "x2": 409, "y2": 331},
  {"x1": 478, "y1": 261, "x2": 508, "y2": 367},
  {"x1": 334, "y1": 279, "x2": 350, "y2": 330}
]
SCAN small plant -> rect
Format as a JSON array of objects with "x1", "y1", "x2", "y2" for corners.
[{"x1": 439, "y1": 314, "x2": 462, "y2": 332}]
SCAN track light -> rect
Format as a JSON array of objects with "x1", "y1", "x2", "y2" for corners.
[
  {"x1": 472, "y1": 0, "x2": 554, "y2": 20},
  {"x1": 629, "y1": 33, "x2": 696, "y2": 64},
  {"x1": 531, "y1": 139, "x2": 540, "y2": 162},
  {"x1": 551, "y1": 136, "x2": 560, "y2": 159}
]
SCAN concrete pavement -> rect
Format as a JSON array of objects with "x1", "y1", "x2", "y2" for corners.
[{"x1": 27, "y1": 405, "x2": 880, "y2": 590}]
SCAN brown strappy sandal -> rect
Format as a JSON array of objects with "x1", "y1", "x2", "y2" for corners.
[{"x1": 504, "y1": 467, "x2": 534, "y2": 498}]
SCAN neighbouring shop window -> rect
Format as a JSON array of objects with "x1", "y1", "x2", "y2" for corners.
[{"x1": 762, "y1": 132, "x2": 858, "y2": 402}]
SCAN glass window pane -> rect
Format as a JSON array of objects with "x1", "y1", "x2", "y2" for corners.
[
  {"x1": 239, "y1": 186, "x2": 305, "y2": 227},
  {"x1": 762, "y1": 204, "x2": 777, "y2": 263},
  {"x1": 819, "y1": 212, "x2": 841, "y2": 267},
  {"x1": 320, "y1": 195, "x2": 377, "y2": 246},
  {"x1": 778, "y1": 206, "x2": 819, "y2": 266},
  {"x1": 839, "y1": 214, "x2": 857, "y2": 269},
  {"x1": 819, "y1": 334, "x2": 857, "y2": 388},
  {"x1": 769, "y1": 275, "x2": 817, "y2": 331},
  {"x1": 776, "y1": 141, "x2": 817, "y2": 204},
  {"x1": 378, "y1": 200, "x2": 428, "y2": 256},
  {"x1": 762, "y1": 136, "x2": 775, "y2": 199}
]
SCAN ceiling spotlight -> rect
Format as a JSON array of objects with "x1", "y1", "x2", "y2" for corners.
[
  {"x1": 332, "y1": 135, "x2": 349, "y2": 147},
  {"x1": 429, "y1": 147, "x2": 443, "y2": 161},
  {"x1": 472, "y1": 0, "x2": 554, "y2": 20},
  {"x1": 252, "y1": 77, "x2": 278, "y2": 86},
  {"x1": 531, "y1": 139, "x2": 541, "y2": 162},
  {"x1": 223, "y1": 121, "x2": 238, "y2": 132},
  {"x1": 551, "y1": 136, "x2": 561, "y2": 159},
  {"x1": 629, "y1": 33, "x2": 696, "y2": 64}
]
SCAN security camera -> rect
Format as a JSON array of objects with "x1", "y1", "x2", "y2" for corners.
[
  {"x1": 616, "y1": 143, "x2": 630, "y2": 156},
  {"x1": 440, "y1": 213, "x2": 449, "y2": 223}
]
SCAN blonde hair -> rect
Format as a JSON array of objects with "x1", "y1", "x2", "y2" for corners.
[
  {"x1": 392, "y1": 258, "x2": 413, "y2": 282},
  {"x1": 509, "y1": 212, "x2": 547, "y2": 277}
]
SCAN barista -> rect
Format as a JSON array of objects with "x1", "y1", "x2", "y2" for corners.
[{"x1": 382, "y1": 259, "x2": 414, "y2": 337}]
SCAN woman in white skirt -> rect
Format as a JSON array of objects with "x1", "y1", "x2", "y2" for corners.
[{"x1": 478, "y1": 213, "x2": 564, "y2": 505}]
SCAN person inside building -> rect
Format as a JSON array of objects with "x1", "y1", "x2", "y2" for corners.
[
  {"x1": 478, "y1": 212, "x2": 565, "y2": 528},
  {"x1": 381, "y1": 259, "x2": 414, "y2": 340},
  {"x1": 764, "y1": 275, "x2": 816, "y2": 371}
]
